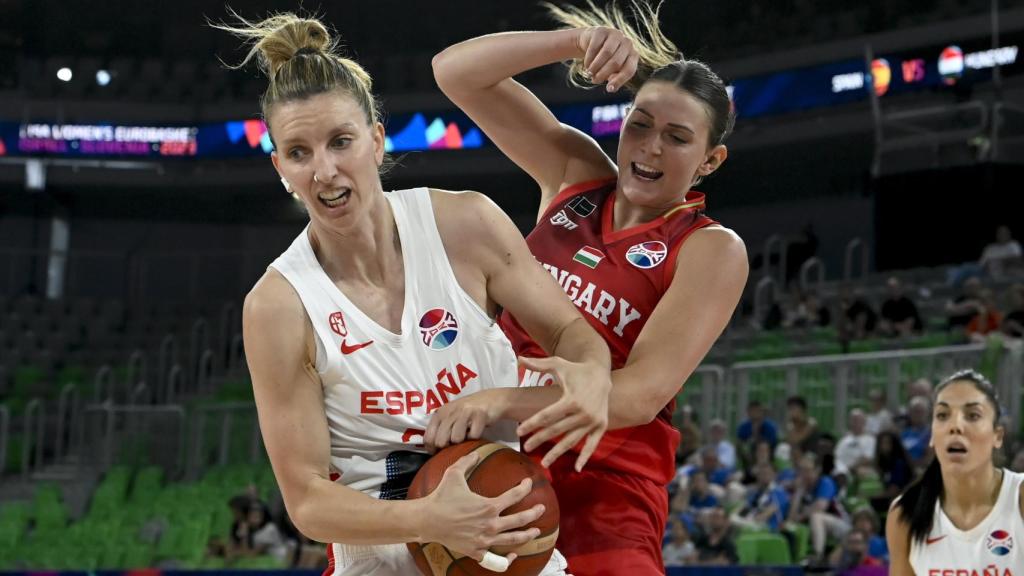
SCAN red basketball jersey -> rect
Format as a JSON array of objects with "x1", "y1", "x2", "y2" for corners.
[{"x1": 500, "y1": 178, "x2": 716, "y2": 486}]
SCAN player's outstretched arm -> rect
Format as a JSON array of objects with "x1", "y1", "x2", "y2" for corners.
[
  {"x1": 433, "y1": 28, "x2": 625, "y2": 217},
  {"x1": 242, "y1": 271, "x2": 541, "y2": 562},
  {"x1": 429, "y1": 189, "x2": 612, "y2": 471}
]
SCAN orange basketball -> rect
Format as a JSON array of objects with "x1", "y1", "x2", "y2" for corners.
[{"x1": 406, "y1": 440, "x2": 560, "y2": 576}]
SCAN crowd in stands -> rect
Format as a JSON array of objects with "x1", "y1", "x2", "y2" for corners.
[
  {"x1": 664, "y1": 380, "x2": 1024, "y2": 570},
  {"x1": 206, "y1": 486, "x2": 326, "y2": 569},
  {"x1": 757, "y1": 226, "x2": 1024, "y2": 347}
]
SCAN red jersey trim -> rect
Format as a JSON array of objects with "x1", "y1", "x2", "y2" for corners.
[
  {"x1": 540, "y1": 178, "x2": 618, "y2": 222},
  {"x1": 602, "y1": 191, "x2": 708, "y2": 245}
]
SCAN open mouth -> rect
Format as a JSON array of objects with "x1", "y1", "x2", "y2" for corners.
[
  {"x1": 947, "y1": 441, "x2": 968, "y2": 455},
  {"x1": 631, "y1": 162, "x2": 663, "y2": 181},
  {"x1": 319, "y1": 188, "x2": 351, "y2": 208}
]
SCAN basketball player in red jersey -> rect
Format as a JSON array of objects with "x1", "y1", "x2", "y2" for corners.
[{"x1": 426, "y1": 2, "x2": 748, "y2": 574}]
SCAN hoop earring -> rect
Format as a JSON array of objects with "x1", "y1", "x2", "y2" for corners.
[
  {"x1": 280, "y1": 177, "x2": 292, "y2": 194},
  {"x1": 314, "y1": 174, "x2": 320, "y2": 183}
]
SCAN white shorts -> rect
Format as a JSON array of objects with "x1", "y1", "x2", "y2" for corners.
[{"x1": 329, "y1": 542, "x2": 570, "y2": 576}]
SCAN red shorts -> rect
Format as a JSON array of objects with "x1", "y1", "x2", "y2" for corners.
[{"x1": 549, "y1": 460, "x2": 668, "y2": 576}]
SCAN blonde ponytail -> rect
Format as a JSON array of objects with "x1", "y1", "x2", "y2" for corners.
[{"x1": 212, "y1": 10, "x2": 380, "y2": 126}]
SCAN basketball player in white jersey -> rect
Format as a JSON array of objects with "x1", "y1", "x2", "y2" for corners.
[
  {"x1": 219, "y1": 12, "x2": 613, "y2": 576},
  {"x1": 887, "y1": 369, "x2": 1024, "y2": 575}
]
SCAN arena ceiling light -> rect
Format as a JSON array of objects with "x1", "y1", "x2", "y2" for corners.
[
  {"x1": 96, "y1": 70, "x2": 111, "y2": 86},
  {"x1": 56, "y1": 67, "x2": 72, "y2": 82}
]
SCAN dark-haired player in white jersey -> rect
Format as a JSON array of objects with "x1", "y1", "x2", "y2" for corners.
[{"x1": 887, "y1": 369, "x2": 1024, "y2": 575}]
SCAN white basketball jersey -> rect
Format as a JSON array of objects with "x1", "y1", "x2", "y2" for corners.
[
  {"x1": 909, "y1": 469, "x2": 1024, "y2": 575},
  {"x1": 269, "y1": 187, "x2": 519, "y2": 499}
]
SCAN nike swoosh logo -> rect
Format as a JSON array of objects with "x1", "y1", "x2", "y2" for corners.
[
  {"x1": 926, "y1": 535, "x2": 947, "y2": 545},
  {"x1": 340, "y1": 339, "x2": 374, "y2": 354}
]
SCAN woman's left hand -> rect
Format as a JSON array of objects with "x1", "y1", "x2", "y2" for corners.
[
  {"x1": 516, "y1": 356, "x2": 611, "y2": 471},
  {"x1": 424, "y1": 389, "x2": 507, "y2": 452}
]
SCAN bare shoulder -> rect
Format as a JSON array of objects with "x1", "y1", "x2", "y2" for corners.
[
  {"x1": 675, "y1": 225, "x2": 748, "y2": 275},
  {"x1": 244, "y1": 268, "x2": 307, "y2": 327},
  {"x1": 1019, "y1": 475, "x2": 1024, "y2": 520},
  {"x1": 885, "y1": 498, "x2": 917, "y2": 575},
  {"x1": 429, "y1": 188, "x2": 520, "y2": 247},
  {"x1": 243, "y1": 268, "x2": 314, "y2": 362}
]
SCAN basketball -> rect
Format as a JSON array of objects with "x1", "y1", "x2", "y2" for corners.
[{"x1": 406, "y1": 440, "x2": 560, "y2": 576}]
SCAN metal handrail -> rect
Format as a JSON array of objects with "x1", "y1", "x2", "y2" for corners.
[
  {"x1": 799, "y1": 257, "x2": 825, "y2": 293},
  {"x1": 197, "y1": 349, "x2": 215, "y2": 394},
  {"x1": 844, "y1": 237, "x2": 869, "y2": 282},
  {"x1": 753, "y1": 276, "x2": 777, "y2": 325},
  {"x1": 762, "y1": 234, "x2": 787, "y2": 286},
  {"x1": 166, "y1": 364, "x2": 183, "y2": 404},
  {"x1": 228, "y1": 333, "x2": 245, "y2": 373},
  {"x1": 55, "y1": 382, "x2": 80, "y2": 461},
  {"x1": 126, "y1": 349, "x2": 147, "y2": 390},
  {"x1": 22, "y1": 399, "x2": 43, "y2": 477},
  {"x1": 157, "y1": 334, "x2": 177, "y2": 401},
  {"x1": 190, "y1": 318, "x2": 210, "y2": 390},
  {"x1": 94, "y1": 365, "x2": 113, "y2": 403}
]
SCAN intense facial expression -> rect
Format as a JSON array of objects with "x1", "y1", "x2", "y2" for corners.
[
  {"x1": 616, "y1": 81, "x2": 726, "y2": 208},
  {"x1": 270, "y1": 91, "x2": 385, "y2": 232},
  {"x1": 931, "y1": 380, "x2": 1004, "y2": 474}
]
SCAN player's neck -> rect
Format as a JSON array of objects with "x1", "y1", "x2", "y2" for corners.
[
  {"x1": 311, "y1": 194, "x2": 401, "y2": 286},
  {"x1": 611, "y1": 189, "x2": 687, "y2": 230},
  {"x1": 941, "y1": 466, "x2": 1002, "y2": 526}
]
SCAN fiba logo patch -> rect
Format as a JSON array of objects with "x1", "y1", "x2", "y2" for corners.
[
  {"x1": 986, "y1": 529, "x2": 1013, "y2": 556},
  {"x1": 418, "y1": 308, "x2": 459, "y2": 350},
  {"x1": 626, "y1": 241, "x2": 668, "y2": 269}
]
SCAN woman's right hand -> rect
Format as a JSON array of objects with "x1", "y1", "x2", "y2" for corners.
[
  {"x1": 416, "y1": 453, "x2": 546, "y2": 565},
  {"x1": 575, "y1": 26, "x2": 640, "y2": 92}
]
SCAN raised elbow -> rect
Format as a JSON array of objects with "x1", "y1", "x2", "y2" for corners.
[{"x1": 431, "y1": 50, "x2": 457, "y2": 92}]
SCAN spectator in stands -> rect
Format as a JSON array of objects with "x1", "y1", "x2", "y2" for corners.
[
  {"x1": 827, "y1": 529, "x2": 884, "y2": 571},
  {"x1": 693, "y1": 506, "x2": 739, "y2": 566},
  {"x1": 740, "y1": 438, "x2": 776, "y2": 486},
  {"x1": 835, "y1": 409, "x2": 876, "y2": 478},
  {"x1": 900, "y1": 396, "x2": 932, "y2": 469},
  {"x1": 737, "y1": 400, "x2": 780, "y2": 467},
  {"x1": 662, "y1": 517, "x2": 697, "y2": 567},
  {"x1": 676, "y1": 404, "x2": 702, "y2": 466},
  {"x1": 1001, "y1": 284, "x2": 1024, "y2": 338},
  {"x1": 686, "y1": 468, "x2": 722, "y2": 514},
  {"x1": 689, "y1": 447, "x2": 733, "y2": 499},
  {"x1": 776, "y1": 443, "x2": 802, "y2": 493},
  {"x1": 1010, "y1": 448, "x2": 1024, "y2": 473},
  {"x1": 965, "y1": 288, "x2": 1002, "y2": 340},
  {"x1": 839, "y1": 286, "x2": 878, "y2": 340},
  {"x1": 787, "y1": 453, "x2": 851, "y2": 564},
  {"x1": 946, "y1": 276, "x2": 983, "y2": 331},
  {"x1": 233, "y1": 499, "x2": 296, "y2": 565},
  {"x1": 731, "y1": 462, "x2": 789, "y2": 532},
  {"x1": 871, "y1": 430, "x2": 915, "y2": 513},
  {"x1": 815, "y1": 432, "x2": 839, "y2": 477},
  {"x1": 785, "y1": 289, "x2": 831, "y2": 328},
  {"x1": 878, "y1": 277, "x2": 922, "y2": 337},
  {"x1": 979, "y1": 225, "x2": 1023, "y2": 280},
  {"x1": 895, "y1": 378, "x2": 932, "y2": 429},
  {"x1": 707, "y1": 418, "x2": 737, "y2": 470},
  {"x1": 785, "y1": 395, "x2": 820, "y2": 453},
  {"x1": 864, "y1": 389, "x2": 894, "y2": 435},
  {"x1": 850, "y1": 507, "x2": 888, "y2": 564}
]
